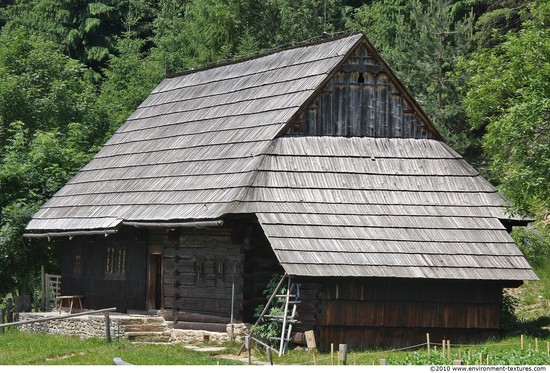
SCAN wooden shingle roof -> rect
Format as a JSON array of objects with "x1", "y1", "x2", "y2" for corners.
[
  {"x1": 26, "y1": 33, "x2": 363, "y2": 231},
  {"x1": 25, "y1": 33, "x2": 537, "y2": 281},
  {"x1": 246, "y1": 136, "x2": 537, "y2": 280}
]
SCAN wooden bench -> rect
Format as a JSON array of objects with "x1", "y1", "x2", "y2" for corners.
[{"x1": 56, "y1": 295, "x2": 84, "y2": 313}]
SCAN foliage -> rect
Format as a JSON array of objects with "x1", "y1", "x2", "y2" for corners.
[
  {"x1": 0, "y1": 28, "x2": 108, "y2": 297},
  {"x1": 500, "y1": 291, "x2": 519, "y2": 332},
  {"x1": 348, "y1": 0, "x2": 478, "y2": 160},
  {"x1": 512, "y1": 225, "x2": 550, "y2": 270},
  {"x1": 252, "y1": 274, "x2": 287, "y2": 347},
  {"x1": 98, "y1": 32, "x2": 164, "y2": 133},
  {"x1": 4, "y1": 0, "x2": 157, "y2": 73},
  {"x1": 473, "y1": 0, "x2": 532, "y2": 48},
  {"x1": 461, "y1": 1, "x2": 550, "y2": 219}
]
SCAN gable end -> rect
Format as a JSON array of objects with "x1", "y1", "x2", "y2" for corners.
[{"x1": 285, "y1": 39, "x2": 441, "y2": 140}]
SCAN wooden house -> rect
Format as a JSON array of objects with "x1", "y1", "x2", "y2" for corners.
[{"x1": 24, "y1": 33, "x2": 538, "y2": 350}]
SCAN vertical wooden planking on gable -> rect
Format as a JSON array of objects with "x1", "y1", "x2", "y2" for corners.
[
  {"x1": 321, "y1": 83, "x2": 333, "y2": 136},
  {"x1": 307, "y1": 100, "x2": 318, "y2": 136},
  {"x1": 333, "y1": 71, "x2": 347, "y2": 136},
  {"x1": 403, "y1": 100, "x2": 415, "y2": 138},
  {"x1": 390, "y1": 82, "x2": 403, "y2": 138},
  {"x1": 375, "y1": 73, "x2": 388, "y2": 137},
  {"x1": 364, "y1": 71, "x2": 376, "y2": 137},
  {"x1": 349, "y1": 72, "x2": 363, "y2": 137}
]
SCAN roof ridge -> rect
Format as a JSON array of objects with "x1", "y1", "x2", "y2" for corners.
[{"x1": 166, "y1": 30, "x2": 362, "y2": 79}]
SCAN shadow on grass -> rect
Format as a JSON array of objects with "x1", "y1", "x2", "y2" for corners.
[{"x1": 506, "y1": 316, "x2": 550, "y2": 338}]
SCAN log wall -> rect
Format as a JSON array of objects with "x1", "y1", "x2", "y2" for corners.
[{"x1": 162, "y1": 220, "x2": 283, "y2": 325}]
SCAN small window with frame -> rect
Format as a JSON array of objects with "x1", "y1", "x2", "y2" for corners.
[
  {"x1": 194, "y1": 261, "x2": 205, "y2": 284},
  {"x1": 215, "y1": 262, "x2": 225, "y2": 283},
  {"x1": 73, "y1": 245, "x2": 82, "y2": 276},
  {"x1": 105, "y1": 243, "x2": 126, "y2": 280}
]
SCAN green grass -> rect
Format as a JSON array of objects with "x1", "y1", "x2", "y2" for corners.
[
  {"x1": 261, "y1": 336, "x2": 550, "y2": 365},
  {"x1": 1, "y1": 329, "x2": 548, "y2": 365},
  {"x1": 507, "y1": 260, "x2": 550, "y2": 338},
  {"x1": 0, "y1": 328, "x2": 244, "y2": 365}
]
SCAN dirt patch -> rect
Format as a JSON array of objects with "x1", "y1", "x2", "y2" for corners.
[{"x1": 45, "y1": 351, "x2": 87, "y2": 362}]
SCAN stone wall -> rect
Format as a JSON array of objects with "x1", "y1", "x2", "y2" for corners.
[
  {"x1": 17, "y1": 312, "x2": 126, "y2": 339},
  {"x1": 16, "y1": 312, "x2": 251, "y2": 345}
]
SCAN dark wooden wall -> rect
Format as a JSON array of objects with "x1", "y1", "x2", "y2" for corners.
[
  {"x1": 161, "y1": 227, "x2": 243, "y2": 324},
  {"x1": 295, "y1": 277, "x2": 508, "y2": 351},
  {"x1": 287, "y1": 44, "x2": 435, "y2": 139},
  {"x1": 161, "y1": 219, "x2": 282, "y2": 329},
  {"x1": 59, "y1": 227, "x2": 147, "y2": 312}
]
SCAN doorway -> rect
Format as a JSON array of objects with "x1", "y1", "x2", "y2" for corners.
[{"x1": 147, "y1": 252, "x2": 163, "y2": 311}]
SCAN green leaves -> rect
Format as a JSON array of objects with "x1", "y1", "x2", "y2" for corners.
[
  {"x1": 349, "y1": 0, "x2": 476, "y2": 156},
  {"x1": 463, "y1": 1, "x2": 550, "y2": 218},
  {"x1": 0, "y1": 26, "x2": 109, "y2": 296}
]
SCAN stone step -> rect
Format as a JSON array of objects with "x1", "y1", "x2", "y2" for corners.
[
  {"x1": 122, "y1": 317, "x2": 166, "y2": 325},
  {"x1": 125, "y1": 331, "x2": 171, "y2": 343},
  {"x1": 124, "y1": 324, "x2": 168, "y2": 333}
]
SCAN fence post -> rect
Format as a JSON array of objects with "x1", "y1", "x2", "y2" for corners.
[
  {"x1": 521, "y1": 334, "x2": 524, "y2": 350},
  {"x1": 6, "y1": 298, "x2": 13, "y2": 323},
  {"x1": 426, "y1": 333, "x2": 431, "y2": 356},
  {"x1": 41, "y1": 266, "x2": 46, "y2": 311},
  {"x1": 0, "y1": 308, "x2": 4, "y2": 334},
  {"x1": 245, "y1": 335, "x2": 252, "y2": 365},
  {"x1": 339, "y1": 344, "x2": 348, "y2": 366},
  {"x1": 266, "y1": 346, "x2": 273, "y2": 365},
  {"x1": 104, "y1": 311, "x2": 111, "y2": 342}
]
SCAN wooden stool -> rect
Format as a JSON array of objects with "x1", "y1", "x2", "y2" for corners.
[{"x1": 56, "y1": 295, "x2": 84, "y2": 313}]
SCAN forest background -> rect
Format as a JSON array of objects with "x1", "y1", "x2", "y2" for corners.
[{"x1": 0, "y1": 0, "x2": 548, "y2": 312}]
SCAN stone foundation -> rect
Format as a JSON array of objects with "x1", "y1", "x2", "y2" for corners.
[
  {"x1": 16, "y1": 312, "x2": 251, "y2": 344},
  {"x1": 17, "y1": 312, "x2": 127, "y2": 339}
]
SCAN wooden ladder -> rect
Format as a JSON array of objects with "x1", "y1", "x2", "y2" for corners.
[
  {"x1": 46, "y1": 274, "x2": 61, "y2": 310},
  {"x1": 268, "y1": 276, "x2": 301, "y2": 356}
]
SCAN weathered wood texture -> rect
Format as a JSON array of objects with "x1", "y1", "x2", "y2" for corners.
[
  {"x1": 59, "y1": 228, "x2": 147, "y2": 312},
  {"x1": 161, "y1": 221, "x2": 282, "y2": 324},
  {"x1": 287, "y1": 44, "x2": 431, "y2": 139},
  {"x1": 26, "y1": 34, "x2": 366, "y2": 231},
  {"x1": 161, "y1": 227, "x2": 243, "y2": 319},
  {"x1": 249, "y1": 136, "x2": 536, "y2": 281},
  {"x1": 294, "y1": 277, "x2": 511, "y2": 351}
]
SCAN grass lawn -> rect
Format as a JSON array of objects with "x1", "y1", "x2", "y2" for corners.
[
  {"x1": 1, "y1": 328, "x2": 548, "y2": 366},
  {"x1": 264, "y1": 335, "x2": 550, "y2": 365},
  {"x1": 0, "y1": 328, "x2": 244, "y2": 365}
]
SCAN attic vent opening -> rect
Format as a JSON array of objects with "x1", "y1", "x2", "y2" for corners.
[{"x1": 357, "y1": 73, "x2": 365, "y2": 83}]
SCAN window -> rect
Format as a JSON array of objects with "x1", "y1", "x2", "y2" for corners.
[
  {"x1": 105, "y1": 243, "x2": 126, "y2": 280},
  {"x1": 194, "y1": 261, "x2": 205, "y2": 283},
  {"x1": 73, "y1": 246, "x2": 82, "y2": 275},
  {"x1": 216, "y1": 262, "x2": 225, "y2": 283}
]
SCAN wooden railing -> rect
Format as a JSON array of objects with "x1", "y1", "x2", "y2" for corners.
[{"x1": 0, "y1": 307, "x2": 117, "y2": 341}]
